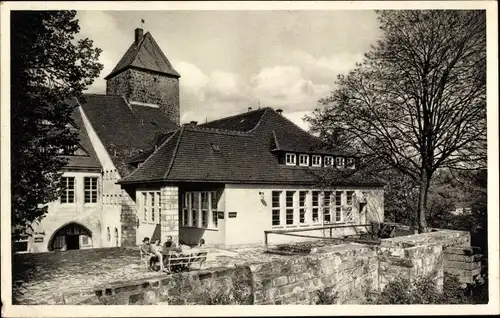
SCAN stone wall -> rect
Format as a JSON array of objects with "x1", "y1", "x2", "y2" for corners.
[
  {"x1": 444, "y1": 246, "x2": 484, "y2": 284},
  {"x1": 160, "y1": 186, "x2": 180, "y2": 245},
  {"x1": 106, "y1": 68, "x2": 180, "y2": 125},
  {"x1": 120, "y1": 188, "x2": 137, "y2": 247},
  {"x1": 63, "y1": 229, "x2": 472, "y2": 305}
]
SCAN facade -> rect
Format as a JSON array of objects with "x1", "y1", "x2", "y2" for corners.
[{"x1": 22, "y1": 28, "x2": 385, "y2": 253}]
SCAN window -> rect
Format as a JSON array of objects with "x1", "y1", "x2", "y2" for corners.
[
  {"x1": 323, "y1": 191, "x2": 332, "y2": 223},
  {"x1": 142, "y1": 192, "x2": 148, "y2": 221},
  {"x1": 346, "y1": 191, "x2": 354, "y2": 206},
  {"x1": 84, "y1": 177, "x2": 98, "y2": 203},
  {"x1": 182, "y1": 191, "x2": 220, "y2": 228},
  {"x1": 272, "y1": 191, "x2": 281, "y2": 226},
  {"x1": 182, "y1": 193, "x2": 190, "y2": 226},
  {"x1": 115, "y1": 228, "x2": 119, "y2": 246},
  {"x1": 312, "y1": 155, "x2": 322, "y2": 167},
  {"x1": 151, "y1": 192, "x2": 156, "y2": 222},
  {"x1": 211, "y1": 191, "x2": 218, "y2": 228},
  {"x1": 336, "y1": 157, "x2": 345, "y2": 168},
  {"x1": 285, "y1": 191, "x2": 295, "y2": 225},
  {"x1": 312, "y1": 191, "x2": 320, "y2": 224},
  {"x1": 61, "y1": 177, "x2": 75, "y2": 203},
  {"x1": 139, "y1": 191, "x2": 160, "y2": 223},
  {"x1": 335, "y1": 191, "x2": 343, "y2": 222},
  {"x1": 201, "y1": 192, "x2": 209, "y2": 228},
  {"x1": 346, "y1": 158, "x2": 355, "y2": 169},
  {"x1": 299, "y1": 154, "x2": 309, "y2": 166},
  {"x1": 107, "y1": 227, "x2": 111, "y2": 241},
  {"x1": 285, "y1": 153, "x2": 296, "y2": 166},
  {"x1": 324, "y1": 156, "x2": 334, "y2": 167},
  {"x1": 299, "y1": 191, "x2": 307, "y2": 224},
  {"x1": 191, "y1": 193, "x2": 199, "y2": 227}
]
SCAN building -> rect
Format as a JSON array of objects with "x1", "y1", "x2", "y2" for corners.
[{"x1": 23, "y1": 28, "x2": 384, "y2": 253}]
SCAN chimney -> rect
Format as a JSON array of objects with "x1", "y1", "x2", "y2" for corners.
[
  {"x1": 276, "y1": 108, "x2": 283, "y2": 115},
  {"x1": 134, "y1": 28, "x2": 144, "y2": 44},
  {"x1": 248, "y1": 107, "x2": 252, "y2": 112}
]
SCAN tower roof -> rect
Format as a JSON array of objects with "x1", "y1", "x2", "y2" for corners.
[{"x1": 104, "y1": 29, "x2": 180, "y2": 80}]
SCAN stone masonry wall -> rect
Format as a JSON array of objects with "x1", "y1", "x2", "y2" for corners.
[
  {"x1": 106, "y1": 69, "x2": 180, "y2": 125},
  {"x1": 160, "y1": 186, "x2": 179, "y2": 245},
  {"x1": 64, "y1": 230, "x2": 471, "y2": 305},
  {"x1": 444, "y1": 246, "x2": 484, "y2": 284},
  {"x1": 120, "y1": 189, "x2": 137, "y2": 247}
]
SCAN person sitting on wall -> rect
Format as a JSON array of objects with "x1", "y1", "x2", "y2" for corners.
[{"x1": 140, "y1": 237, "x2": 154, "y2": 270}]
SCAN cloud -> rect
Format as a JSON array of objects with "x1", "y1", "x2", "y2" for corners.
[
  {"x1": 175, "y1": 61, "x2": 328, "y2": 129},
  {"x1": 76, "y1": 11, "x2": 126, "y2": 94},
  {"x1": 251, "y1": 66, "x2": 331, "y2": 112}
]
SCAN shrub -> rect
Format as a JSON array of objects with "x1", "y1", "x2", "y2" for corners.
[
  {"x1": 367, "y1": 273, "x2": 485, "y2": 304},
  {"x1": 315, "y1": 287, "x2": 338, "y2": 304}
]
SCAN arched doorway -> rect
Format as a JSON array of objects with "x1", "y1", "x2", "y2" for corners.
[{"x1": 48, "y1": 222, "x2": 92, "y2": 251}]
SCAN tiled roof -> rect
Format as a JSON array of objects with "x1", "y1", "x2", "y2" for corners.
[
  {"x1": 63, "y1": 107, "x2": 101, "y2": 171},
  {"x1": 119, "y1": 125, "x2": 384, "y2": 186},
  {"x1": 104, "y1": 32, "x2": 180, "y2": 79},
  {"x1": 78, "y1": 94, "x2": 178, "y2": 176},
  {"x1": 200, "y1": 107, "x2": 351, "y2": 155}
]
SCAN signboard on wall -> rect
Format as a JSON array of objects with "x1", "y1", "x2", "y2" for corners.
[
  {"x1": 228, "y1": 212, "x2": 237, "y2": 218},
  {"x1": 217, "y1": 212, "x2": 224, "y2": 219},
  {"x1": 34, "y1": 237, "x2": 44, "y2": 243}
]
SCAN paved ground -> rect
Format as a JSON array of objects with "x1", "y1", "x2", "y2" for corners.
[
  {"x1": 12, "y1": 246, "x2": 276, "y2": 305},
  {"x1": 11, "y1": 239, "x2": 365, "y2": 305}
]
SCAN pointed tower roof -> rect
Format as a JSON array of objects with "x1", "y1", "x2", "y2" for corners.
[{"x1": 105, "y1": 28, "x2": 180, "y2": 80}]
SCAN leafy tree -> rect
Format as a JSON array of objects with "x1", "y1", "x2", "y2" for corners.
[
  {"x1": 10, "y1": 11, "x2": 103, "y2": 241},
  {"x1": 307, "y1": 10, "x2": 486, "y2": 232}
]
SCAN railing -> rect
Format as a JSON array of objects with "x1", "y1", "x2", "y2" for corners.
[{"x1": 264, "y1": 223, "x2": 376, "y2": 249}]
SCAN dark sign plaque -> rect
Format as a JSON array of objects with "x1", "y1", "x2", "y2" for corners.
[
  {"x1": 228, "y1": 212, "x2": 237, "y2": 218},
  {"x1": 34, "y1": 237, "x2": 44, "y2": 243},
  {"x1": 217, "y1": 212, "x2": 225, "y2": 219}
]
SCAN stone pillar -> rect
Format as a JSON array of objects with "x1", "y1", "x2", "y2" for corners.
[
  {"x1": 121, "y1": 189, "x2": 137, "y2": 247},
  {"x1": 161, "y1": 186, "x2": 179, "y2": 245}
]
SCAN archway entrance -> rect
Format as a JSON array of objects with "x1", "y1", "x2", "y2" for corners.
[{"x1": 48, "y1": 222, "x2": 92, "y2": 251}]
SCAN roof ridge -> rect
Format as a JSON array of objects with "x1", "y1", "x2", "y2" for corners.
[
  {"x1": 163, "y1": 126, "x2": 185, "y2": 180},
  {"x1": 120, "y1": 127, "x2": 181, "y2": 181},
  {"x1": 200, "y1": 107, "x2": 271, "y2": 129},
  {"x1": 186, "y1": 126, "x2": 253, "y2": 136},
  {"x1": 248, "y1": 107, "x2": 272, "y2": 133}
]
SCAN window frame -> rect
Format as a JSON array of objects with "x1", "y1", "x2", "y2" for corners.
[
  {"x1": 346, "y1": 157, "x2": 356, "y2": 169},
  {"x1": 60, "y1": 177, "x2": 75, "y2": 204},
  {"x1": 299, "y1": 154, "x2": 309, "y2": 167},
  {"x1": 324, "y1": 156, "x2": 334, "y2": 167},
  {"x1": 336, "y1": 157, "x2": 345, "y2": 169},
  {"x1": 311, "y1": 155, "x2": 322, "y2": 167},
  {"x1": 285, "y1": 153, "x2": 297, "y2": 166},
  {"x1": 271, "y1": 191, "x2": 282, "y2": 226}
]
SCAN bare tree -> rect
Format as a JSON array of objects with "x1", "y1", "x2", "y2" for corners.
[{"x1": 307, "y1": 10, "x2": 486, "y2": 232}]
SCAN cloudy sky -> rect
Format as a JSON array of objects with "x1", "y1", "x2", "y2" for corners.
[{"x1": 76, "y1": 10, "x2": 382, "y2": 130}]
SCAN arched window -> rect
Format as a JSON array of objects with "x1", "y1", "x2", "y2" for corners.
[
  {"x1": 115, "y1": 227, "x2": 119, "y2": 247},
  {"x1": 107, "y1": 227, "x2": 111, "y2": 241}
]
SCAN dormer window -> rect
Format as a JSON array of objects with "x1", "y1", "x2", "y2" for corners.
[
  {"x1": 299, "y1": 154, "x2": 309, "y2": 166},
  {"x1": 285, "y1": 153, "x2": 296, "y2": 166},
  {"x1": 312, "y1": 155, "x2": 322, "y2": 167},
  {"x1": 324, "y1": 156, "x2": 334, "y2": 167},
  {"x1": 336, "y1": 157, "x2": 345, "y2": 168},
  {"x1": 346, "y1": 158, "x2": 355, "y2": 169}
]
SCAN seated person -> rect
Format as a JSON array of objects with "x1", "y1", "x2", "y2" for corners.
[
  {"x1": 149, "y1": 239, "x2": 164, "y2": 272},
  {"x1": 197, "y1": 238, "x2": 206, "y2": 248},
  {"x1": 140, "y1": 237, "x2": 151, "y2": 255},
  {"x1": 163, "y1": 235, "x2": 182, "y2": 253}
]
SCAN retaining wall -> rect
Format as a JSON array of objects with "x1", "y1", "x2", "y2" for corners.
[{"x1": 63, "y1": 229, "x2": 472, "y2": 305}]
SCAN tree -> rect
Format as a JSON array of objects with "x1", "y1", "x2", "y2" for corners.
[
  {"x1": 10, "y1": 11, "x2": 103, "y2": 240},
  {"x1": 306, "y1": 10, "x2": 486, "y2": 232}
]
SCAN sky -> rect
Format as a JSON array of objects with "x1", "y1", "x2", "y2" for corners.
[{"x1": 76, "y1": 10, "x2": 382, "y2": 130}]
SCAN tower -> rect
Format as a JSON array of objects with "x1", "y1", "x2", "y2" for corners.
[{"x1": 105, "y1": 28, "x2": 181, "y2": 125}]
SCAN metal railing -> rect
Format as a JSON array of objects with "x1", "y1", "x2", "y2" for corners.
[{"x1": 264, "y1": 223, "x2": 376, "y2": 249}]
